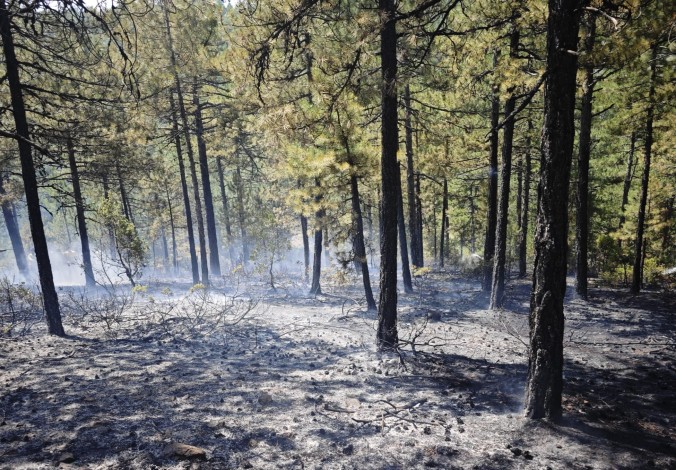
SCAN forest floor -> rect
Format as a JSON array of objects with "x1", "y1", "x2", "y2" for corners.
[{"x1": 1, "y1": 270, "x2": 674, "y2": 469}]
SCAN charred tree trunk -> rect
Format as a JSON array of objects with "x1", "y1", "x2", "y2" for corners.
[
  {"x1": 0, "y1": 175, "x2": 29, "y2": 279},
  {"x1": 377, "y1": 0, "x2": 399, "y2": 350},
  {"x1": 309, "y1": 180, "x2": 324, "y2": 295},
  {"x1": 631, "y1": 44, "x2": 658, "y2": 295},
  {"x1": 415, "y1": 174, "x2": 424, "y2": 265},
  {"x1": 575, "y1": 16, "x2": 596, "y2": 300},
  {"x1": 351, "y1": 175, "x2": 377, "y2": 310},
  {"x1": 169, "y1": 91, "x2": 199, "y2": 284},
  {"x1": 164, "y1": 5, "x2": 208, "y2": 285},
  {"x1": 0, "y1": 0, "x2": 65, "y2": 335},
  {"x1": 518, "y1": 120, "x2": 533, "y2": 278},
  {"x1": 66, "y1": 136, "x2": 95, "y2": 287},
  {"x1": 300, "y1": 214, "x2": 310, "y2": 282},
  {"x1": 193, "y1": 86, "x2": 221, "y2": 277},
  {"x1": 490, "y1": 94, "x2": 517, "y2": 310},
  {"x1": 397, "y1": 166, "x2": 414, "y2": 294},
  {"x1": 483, "y1": 51, "x2": 501, "y2": 291},
  {"x1": 165, "y1": 188, "x2": 178, "y2": 272},
  {"x1": 404, "y1": 84, "x2": 420, "y2": 268},
  {"x1": 525, "y1": 0, "x2": 582, "y2": 420}
]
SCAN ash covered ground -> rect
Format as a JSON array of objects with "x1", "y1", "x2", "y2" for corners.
[{"x1": 1, "y1": 271, "x2": 674, "y2": 469}]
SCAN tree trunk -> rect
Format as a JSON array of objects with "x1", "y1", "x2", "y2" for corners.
[
  {"x1": 163, "y1": 4, "x2": 208, "y2": 285},
  {"x1": 116, "y1": 162, "x2": 132, "y2": 222},
  {"x1": 490, "y1": 94, "x2": 516, "y2": 310},
  {"x1": 397, "y1": 166, "x2": 413, "y2": 294},
  {"x1": 234, "y1": 163, "x2": 249, "y2": 265},
  {"x1": 0, "y1": 175, "x2": 29, "y2": 279},
  {"x1": 193, "y1": 85, "x2": 221, "y2": 277},
  {"x1": 631, "y1": 44, "x2": 658, "y2": 295},
  {"x1": 377, "y1": 0, "x2": 399, "y2": 350},
  {"x1": 0, "y1": 0, "x2": 65, "y2": 335},
  {"x1": 309, "y1": 180, "x2": 324, "y2": 295},
  {"x1": 216, "y1": 156, "x2": 236, "y2": 269},
  {"x1": 165, "y1": 188, "x2": 178, "y2": 273},
  {"x1": 518, "y1": 120, "x2": 533, "y2": 278},
  {"x1": 351, "y1": 175, "x2": 377, "y2": 310},
  {"x1": 415, "y1": 174, "x2": 424, "y2": 265},
  {"x1": 524, "y1": 0, "x2": 582, "y2": 420},
  {"x1": 404, "y1": 84, "x2": 419, "y2": 268},
  {"x1": 618, "y1": 132, "x2": 636, "y2": 232},
  {"x1": 575, "y1": 16, "x2": 596, "y2": 300},
  {"x1": 66, "y1": 136, "x2": 95, "y2": 287},
  {"x1": 169, "y1": 90, "x2": 199, "y2": 284},
  {"x1": 102, "y1": 173, "x2": 117, "y2": 259},
  {"x1": 440, "y1": 179, "x2": 448, "y2": 267},
  {"x1": 483, "y1": 51, "x2": 500, "y2": 291}
]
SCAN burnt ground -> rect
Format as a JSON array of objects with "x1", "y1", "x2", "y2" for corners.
[{"x1": 0, "y1": 270, "x2": 674, "y2": 469}]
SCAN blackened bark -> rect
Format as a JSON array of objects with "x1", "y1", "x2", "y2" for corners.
[
  {"x1": 164, "y1": 5, "x2": 208, "y2": 285},
  {"x1": 483, "y1": 51, "x2": 500, "y2": 291},
  {"x1": 631, "y1": 44, "x2": 658, "y2": 295},
  {"x1": 415, "y1": 174, "x2": 424, "y2": 265},
  {"x1": 440, "y1": 178, "x2": 448, "y2": 267},
  {"x1": 193, "y1": 87, "x2": 221, "y2": 277},
  {"x1": 165, "y1": 188, "x2": 178, "y2": 272},
  {"x1": 169, "y1": 91, "x2": 199, "y2": 284},
  {"x1": 300, "y1": 214, "x2": 310, "y2": 282},
  {"x1": 618, "y1": 132, "x2": 636, "y2": 231},
  {"x1": 161, "y1": 227, "x2": 170, "y2": 272},
  {"x1": 397, "y1": 166, "x2": 413, "y2": 294},
  {"x1": 377, "y1": 0, "x2": 399, "y2": 350},
  {"x1": 0, "y1": 0, "x2": 65, "y2": 335},
  {"x1": 518, "y1": 120, "x2": 533, "y2": 278},
  {"x1": 575, "y1": 17, "x2": 596, "y2": 300},
  {"x1": 310, "y1": 180, "x2": 324, "y2": 295},
  {"x1": 404, "y1": 84, "x2": 420, "y2": 268},
  {"x1": 525, "y1": 0, "x2": 583, "y2": 420},
  {"x1": 67, "y1": 137, "x2": 95, "y2": 287},
  {"x1": 0, "y1": 175, "x2": 29, "y2": 278},
  {"x1": 490, "y1": 94, "x2": 516, "y2": 310},
  {"x1": 351, "y1": 175, "x2": 377, "y2": 310}
]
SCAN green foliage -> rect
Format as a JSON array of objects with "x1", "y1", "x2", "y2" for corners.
[{"x1": 98, "y1": 199, "x2": 146, "y2": 285}]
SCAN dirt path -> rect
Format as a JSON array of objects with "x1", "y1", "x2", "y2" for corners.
[{"x1": 1, "y1": 273, "x2": 674, "y2": 469}]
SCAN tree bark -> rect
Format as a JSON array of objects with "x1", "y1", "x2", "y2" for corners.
[
  {"x1": 631, "y1": 44, "x2": 658, "y2": 295},
  {"x1": 575, "y1": 16, "x2": 596, "y2": 300},
  {"x1": 351, "y1": 175, "x2": 377, "y2": 310},
  {"x1": 193, "y1": 85, "x2": 221, "y2": 277},
  {"x1": 309, "y1": 180, "x2": 324, "y2": 295},
  {"x1": 490, "y1": 94, "x2": 516, "y2": 310},
  {"x1": 518, "y1": 120, "x2": 533, "y2": 278},
  {"x1": 0, "y1": 175, "x2": 29, "y2": 279},
  {"x1": 169, "y1": 91, "x2": 199, "y2": 284},
  {"x1": 0, "y1": 0, "x2": 65, "y2": 335},
  {"x1": 66, "y1": 136, "x2": 95, "y2": 287},
  {"x1": 404, "y1": 84, "x2": 420, "y2": 268},
  {"x1": 116, "y1": 161, "x2": 132, "y2": 222},
  {"x1": 440, "y1": 178, "x2": 448, "y2": 267},
  {"x1": 377, "y1": 0, "x2": 399, "y2": 351},
  {"x1": 483, "y1": 51, "x2": 501, "y2": 291},
  {"x1": 163, "y1": 4, "x2": 208, "y2": 285},
  {"x1": 397, "y1": 166, "x2": 413, "y2": 294},
  {"x1": 525, "y1": 0, "x2": 583, "y2": 420},
  {"x1": 165, "y1": 188, "x2": 178, "y2": 273}
]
